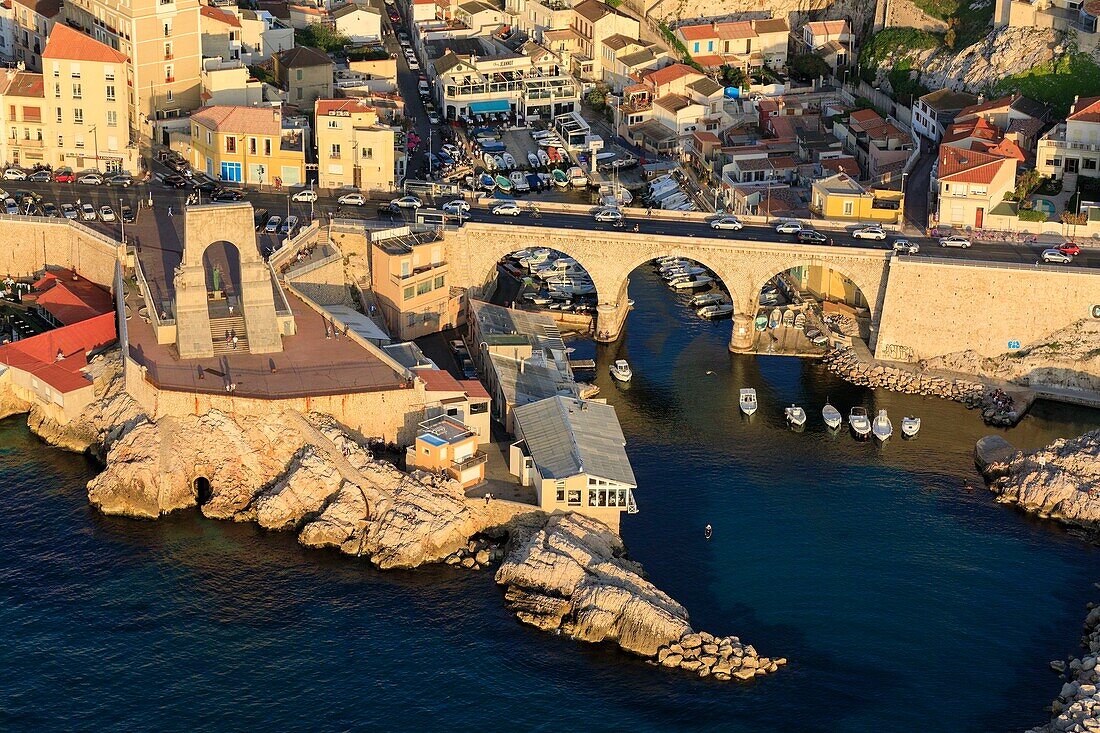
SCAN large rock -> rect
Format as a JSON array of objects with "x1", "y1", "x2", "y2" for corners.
[
  {"x1": 1027, "y1": 597, "x2": 1100, "y2": 733},
  {"x1": 253, "y1": 446, "x2": 347, "y2": 530},
  {"x1": 975, "y1": 435, "x2": 1017, "y2": 472}
]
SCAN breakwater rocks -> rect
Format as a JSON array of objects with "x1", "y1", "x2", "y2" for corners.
[
  {"x1": 978, "y1": 430, "x2": 1100, "y2": 528},
  {"x1": 495, "y1": 513, "x2": 782, "y2": 681},
  {"x1": 1027, "y1": 600, "x2": 1100, "y2": 733}
]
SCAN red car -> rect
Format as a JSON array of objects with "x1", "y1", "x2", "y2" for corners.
[
  {"x1": 1058, "y1": 242, "x2": 1081, "y2": 256},
  {"x1": 53, "y1": 167, "x2": 75, "y2": 183}
]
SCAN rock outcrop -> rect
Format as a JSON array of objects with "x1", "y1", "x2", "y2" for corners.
[
  {"x1": 496, "y1": 512, "x2": 783, "y2": 680},
  {"x1": 824, "y1": 346, "x2": 985, "y2": 402},
  {"x1": 1027, "y1": 600, "x2": 1100, "y2": 733},
  {"x1": 979, "y1": 430, "x2": 1100, "y2": 528}
]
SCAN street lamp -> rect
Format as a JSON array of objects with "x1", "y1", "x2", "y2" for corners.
[{"x1": 88, "y1": 124, "x2": 100, "y2": 172}]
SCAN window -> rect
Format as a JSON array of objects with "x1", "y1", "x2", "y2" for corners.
[
  {"x1": 567, "y1": 489, "x2": 581, "y2": 506},
  {"x1": 73, "y1": 108, "x2": 83, "y2": 123},
  {"x1": 75, "y1": 135, "x2": 84, "y2": 149},
  {"x1": 403, "y1": 285, "x2": 414, "y2": 300},
  {"x1": 556, "y1": 489, "x2": 565, "y2": 502},
  {"x1": 469, "y1": 402, "x2": 487, "y2": 414},
  {"x1": 327, "y1": 119, "x2": 340, "y2": 128},
  {"x1": 206, "y1": 131, "x2": 212, "y2": 144},
  {"x1": 1085, "y1": 158, "x2": 1098, "y2": 171},
  {"x1": 166, "y1": 90, "x2": 173, "y2": 102},
  {"x1": 416, "y1": 280, "x2": 432, "y2": 296},
  {"x1": 164, "y1": 64, "x2": 173, "y2": 83},
  {"x1": 970, "y1": 186, "x2": 987, "y2": 196},
  {"x1": 105, "y1": 85, "x2": 115, "y2": 101},
  {"x1": 53, "y1": 82, "x2": 59, "y2": 98},
  {"x1": 225, "y1": 136, "x2": 236, "y2": 153},
  {"x1": 104, "y1": 66, "x2": 115, "y2": 81},
  {"x1": 363, "y1": 147, "x2": 373, "y2": 159},
  {"x1": 70, "y1": 63, "x2": 80, "y2": 78},
  {"x1": 57, "y1": 135, "x2": 62, "y2": 147},
  {"x1": 433, "y1": 275, "x2": 444, "y2": 289},
  {"x1": 55, "y1": 107, "x2": 61, "y2": 123},
  {"x1": 330, "y1": 143, "x2": 341, "y2": 158},
  {"x1": 249, "y1": 137, "x2": 257, "y2": 154},
  {"x1": 296, "y1": 88, "x2": 303, "y2": 100},
  {"x1": 164, "y1": 42, "x2": 172, "y2": 59},
  {"x1": 163, "y1": 21, "x2": 172, "y2": 37},
  {"x1": 106, "y1": 110, "x2": 117, "y2": 127},
  {"x1": 843, "y1": 201, "x2": 853, "y2": 216},
  {"x1": 263, "y1": 139, "x2": 271, "y2": 156},
  {"x1": 51, "y1": 62, "x2": 58, "y2": 78},
  {"x1": 72, "y1": 83, "x2": 81, "y2": 99},
  {"x1": 295, "y1": 69, "x2": 303, "y2": 81}
]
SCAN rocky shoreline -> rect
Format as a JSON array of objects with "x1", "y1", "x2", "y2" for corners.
[
  {"x1": 8, "y1": 349, "x2": 780, "y2": 684},
  {"x1": 1028, "y1": 598, "x2": 1100, "y2": 733}
]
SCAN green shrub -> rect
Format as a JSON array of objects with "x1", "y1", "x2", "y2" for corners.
[{"x1": 1018, "y1": 209, "x2": 1049, "y2": 222}]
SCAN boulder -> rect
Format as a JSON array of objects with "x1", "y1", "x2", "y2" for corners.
[
  {"x1": 660, "y1": 653, "x2": 683, "y2": 668},
  {"x1": 679, "y1": 659, "x2": 703, "y2": 672},
  {"x1": 253, "y1": 447, "x2": 346, "y2": 530}
]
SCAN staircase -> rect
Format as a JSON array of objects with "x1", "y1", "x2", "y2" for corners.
[{"x1": 210, "y1": 315, "x2": 249, "y2": 355}]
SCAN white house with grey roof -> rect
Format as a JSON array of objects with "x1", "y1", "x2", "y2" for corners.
[{"x1": 510, "y1": 395, "x2": 637, "y2": 532}]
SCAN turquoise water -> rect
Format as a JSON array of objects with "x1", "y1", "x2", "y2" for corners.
[{"x1": 1, "y1": 268, "x2": 1098, "y2": 731}]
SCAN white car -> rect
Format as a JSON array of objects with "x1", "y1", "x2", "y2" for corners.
[
  {"x1": 3, "y1": 168, "x2": 26, "y2": 180},
  {"x1": 774, "y1": 221, "x2": 802, "y2": 234},
  {"x1": 337, "y1": 192, "x2": 366, "y2": 206},
  {"x1": 390, "y1": 195, "x2": 422, "y2": 209},
  {"x1": 853, "y1": 226, "x2": 887, "y2": 240},
  {"x1": 892, "y1": 239, "x2": 919, "y2": 254},
  {"x1": 1040, "y1": 248, "x2": 1072, "y2": 264},
  {"x1": 78, "y1": 172, "x2": 105, "y2": 185},
  {"x1": 594, "y1": 208, "x2": 623, "y2": 223},
  {"x1": 98, "y1": 205, "x2": 116, "y2": 222},
  {"x1": 491, "y1": 202, "x2": 521, "y2": 216},
  {"x1": 442, "y1": 200, "x2": 470, "y2": 216},
  {"x1": 939, "y1": 235, "x2": 972, "y2": 248},
  {"x1": 80, "y1": 203, "x2": 97, "y2": 221},
  {"x1": 291, "y1": 189, "x2": 318, "y2": 203},
  {"x1": 710, "y1": 216, "x2": 743, "y2": 230}
]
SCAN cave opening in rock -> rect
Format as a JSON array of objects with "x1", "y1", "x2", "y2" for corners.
[{"x1": 194, "y1": 477, "x2": 212, "y2": 506}]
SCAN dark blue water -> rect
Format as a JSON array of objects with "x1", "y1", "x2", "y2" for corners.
[{"x1": 1, "y1": 269, "x2": 1098, "y2": 732}]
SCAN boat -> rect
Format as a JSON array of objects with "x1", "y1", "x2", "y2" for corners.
[
  {"x1": 478, "y1": 173, "x2": 497, "y2": 191},
  {"x1": 704, "y1": 524, "x2": 712, "y2": 540},
  {"x1": 495, "y1": 175, "x2": 512, "y2": 193},
  {"x1": 785, "y1": 405, "x2": 807, "y2": 427},
  {"x1": 528, "y1": 152, "x2": 540, "y2": 167},
  {"x1": 872, "y1": 409, "x2": 893, "y2": 441},
  {"x1": 526, "y1": 173, "x2": 542, "y2": 191},
  {"x1": 697, "y1": 303, "x2": 733, "y2": 319},
  {"x1": 482, "y1": 151, "x2": 496, "y2": 169},
  {"x1": 782, "y1": 310, "x2": 796, "y2": 327},
  {"x1": 493, "y1": 154, "x2": 506, "y2": 170},
  {"x1": 662, "y1": 266, "x2": 706, "y2": 279},
  {"x1": 794, "y1": 312, "x2": 807, "y2": 330},
  {"x1": 669, "y1": 275, "x2": 714, "y2": 290},
  {"x1": 691, "y1": 292, "x2": 727, "y2": 307},
  {"x1": 822, "y1": 402, "x2": 842, "y2": 430},
  {"x1": 849, "y1": 407, "x2": 871, "y2": 437},
  {"x1": 551, "y1": 168, "x2": 569, "y2": 187},
  {"x1": 567, "y1": 166, "x2": 589, "y2": 187},
  {"x1": 901, "y1": 415, "x2": 921, "y2": 438},
  {"x1": 768, "y1": 308, "x2": 782, "y2": 328},
  {"x1": 537, "y1": 149, "x2": 551, "y2": 166},
  {"x1": 754, "y1": 314, "x2": 768, "y2": 330},
  {"x1": 547, "y1": 147, "x2": 560, "y2": 163},
  {"x1": 610, "y1": 359, "x2": 632, "y2": 382},
  {"x1": 739, "y1": 388, "x2": 758, "y2": 416},
  {"x1": 510, "y1": 171, "x2": 530, "y2": 192},
  {"x1": 502, "y1": 152, "x2": 516, "y2": 169}
]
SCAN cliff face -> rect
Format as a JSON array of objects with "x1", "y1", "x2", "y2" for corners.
[{"x1": 980, "y1": 430, "x2": 1100, "y2": 528}]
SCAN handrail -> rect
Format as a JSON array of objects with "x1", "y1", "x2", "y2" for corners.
[
  {"x1": 267, "y1": 261, "x2": 293, "y2": 315},
  {"x1": 282, "y1": 249, "x2": 342, "y2": 281},
  {"x1": 903, "y1": 254, "x2": 1095, "y2": 273},
  {"x1": 268, "y1": 221, "x2": 319, "y2": 269},
  {"x1": 132, "y1": 253, "x2": 173, "y2": 326}
]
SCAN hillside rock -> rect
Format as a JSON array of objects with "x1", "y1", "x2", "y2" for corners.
[
  {"x1": 253, "y1": 446, "x2": 347, "y2": 530},
  {"x1": 1026, "y1": 601, "x2": 1100, "y2": 732}
]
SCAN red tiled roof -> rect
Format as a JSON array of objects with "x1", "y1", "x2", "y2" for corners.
[
  {"x1": 43, "y1": 24, "x2": 128, "y2": 64},
  {"x1": 715, "y1": 20, "x2": 756, "y2": 40},
  {"x1": 0, "y1": 312, "x2": 116, "y2": 393},
  {"x1": 417, "y1": 368, "x2": 464, "y2": 392},
  {"x1": 821, "y1": 157, "x2": 860, "y2": 177},
  {"x1": 693, "y1": 130, "x2": 721, "y2": 145},
  {"x1": 190, "y1": 105, "x2": 282, "y2": 136},
  {"x1": 849, "y1": 108, "x2": 883, "y2": 126},
  {"x1": 643, "y1": 63, "x2": 696, "y2": 88},
  {"x1": 676, "y1": 23, "x2": 715, "y2": 41},
  {"x1": 315, "y1": 98, "x2": 378, "y2": 116},
  {"x1": 984, "y1": 137, "x2": 1026, "y2": 161},
  {"x1": 1068, "y1": 96, "x2": 1100, "y2": 123},
  {"x1": 201, "y1": 5, "x2": 242, "y2": 27},
  {"x1": 938, "y1": 146, "x2": 1009, "y2": 185},
  {"x1": 691, "y1": 54, "x2": 724, "y2": 68},
  {"x1": 806, "y1": 20, "x2": 848, "y2": 36},
  {"x1": 956, "y1": 94, "x2": 1016, "y2": 120},
  {"x1": 13, "y1": 0, "x2": 60, "y2": 18},
  {"x1": 24, "y1": 269, "x2": 114, "y2": 325},
  {"x1": 459, "y1": 379, "x2": 490, "y2": 399}
]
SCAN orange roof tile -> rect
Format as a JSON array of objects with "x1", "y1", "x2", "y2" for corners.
[
  {"x1": 714, "y1": 20, "x2": 756, "y2": 40},
  {"x1": 643, "y1": 63, "x2": 696, "y2": 88},
  {"x1": 0, "y1": 312, "x2": 116, "y2": 393},
  {"x1": 676, "y1": 23, "x2": 716, "y2": 41},
  {"x1": 43, "y1": 24, "x2": 128, "y2": 64},
  {"x1": 201, "y1": 5, "x2": 242, "y2": 27},
  {"x1": 690, "y1": 54, "x2": 724, "y2": 68},
  {"x1": 806, "y1": 20, "x2": 848, "y2": 36},
  {"x1": 315, "y1": 98, "x2": 378, "y2": 116},
  {"x1": 24, "y1": 269, "x2": 114, "y2": 325},
  {"x1": 190, "y1": 105, "x2": 282, "y2": 136},
  {"x1": 1068, "y1": 96, "x2": 1100, "y2": 123},
  {"x1": 459, "y1": 379, "x2": 490, "y2": 399},
  {"x1": 418, "y1": 368, "x2": 465, "y2": 393},
  {"x1": 938, "y1": 146, "x2": 1009, "y2": 185}
]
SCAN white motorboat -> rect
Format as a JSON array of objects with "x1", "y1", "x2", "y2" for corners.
[
  {"x1": 739, "y1": 388, "x2": 758, "y2": 416},
  {"x1": 901, "y1": 415, "x2": 921, "y2": 437},
  {"x1": 669, "y1": 275, "x2": 714, "y2": 290},
  {"x1": 872, "y1": 409, "x2": 893, "y2": 442},
  {"x1": 697, "y1": 303, "x2": 733, "y2": 319},
  {"x1": 794, "y1": 312, "x2": 807, "y2": 330},
  {"x1": 537, "y1": 149, "x2": 551, "y2": 166},
  {"x1": 502, "y1": 152, "x2": 517, "y2": 169},
  {"x1": 528, "y1": 152, "x2": 541, "y2": 167},
  {"x1": 691, "y1": 292, "x2": 727, "y2": 307},
  {"x1": 785, "y1": 404, "x2": 807, "y2": 427},
  {"x1": 493, "y1": 154, "x2": 506, "y2": 170},
  {"x1": 567, "y1": 166, "x2": 589, "y2": 187},
  {"x1": 482, "y1": 151, "x2": 496, "y2": 170},
  {"x1": 849, "y1": 407, "x2": 871, "y2": 437},
  {"x1": 510, "y1": 171, "x2": 530, "y2": 192},
  {"x1": 822, "y1": 402, "x2": 842, "y2": 430},
  {"x1": 610, "y1": 359, "x2": 632, "y2": 382},
  {"x1": 662, "y1": 266, "x2": 706, "y2": 280}
]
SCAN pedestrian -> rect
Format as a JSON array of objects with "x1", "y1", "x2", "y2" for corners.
[
  {"x1": 167, "y1": 205, "x2": 173, "y2": 217},
  {"x1": 484, "y1": 494, "x2": 490, "y2": 505},
  {"x1": 232, "y1": 335, "x2": 239, "y2": 349}
]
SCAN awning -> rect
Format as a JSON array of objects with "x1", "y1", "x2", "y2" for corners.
[{"x1": 469, "y1": 99, "x2": 511, "y2": 113}]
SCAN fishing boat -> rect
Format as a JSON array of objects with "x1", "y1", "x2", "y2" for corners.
[
  {"x1": 691, "y1": 292, "x2": 726, "y2": 307},
  {"x1": 768, "y1": 308, "x2": 782, "y2": 329},
  {"x1": 872, "y1": 409, "x2": 893, "y2": 442},
  {"x1": 610, "y1": 359, "x2": 632, "y2": 382},
  {"x1": 495, "y1": 174, "x2": 512, "y2": 193},
  {"x1": 901, "y1": 415, "x2": 921, "y2": 438},
  {"x1": 849, "y1": 407, "x2": 871, "y2": 437},
  {"x1": 502, "y1": 152, "x2": 516, "y2": 169},
  {"x1": 697, "y1": 302, "x2": 733, "y2": 319},
  {"x1": 794, "y1": 312, "x2": 807, "y2": 330},
  {"x1": 537, "y1": 149, "x2": 551, "y2": 166},
  {"x1": 669, "y1": 275, "x2": 714, "y2": 290},
  {"x1": 739, "y1": 388, "x2": 758, "y2": 416},
  {"x1": 782, "y1": 310, "x2": 796, "y2": 327},
  {"x1": 661, "y1": 265, "x2": 706, "y2": 279},
  {"x1": 479, "y1": 173, "x2": 497, "y2": 191},
  {"x1": 785, "y1": 405, "x2": 807, "y2": 427},
  {"x1": 551, "y1": 168, "x2": 569, "y2": 187},
  {"x1": 528, "y1": 152, "x2": 541, "y2": 167},
  {"x1": 493, "y1": 154, "x2": 506, "y2": 170},
  {"x1": 482, "y1": 152, "x2": 496, "y2": 169},
  {"x1": 754, "y1": 314, "x2": 768, "y2": 331},
  {"x1": 822, "y1": 402, "x2": 842, "y2": 430},
  {"x1": 547, "y1": 147, "x2": 560, "y2": 163},
  {"x1": 567, "y1": 166, "x2": 589, "y2": 187},
  {"x1": 510, "y1": 171, "x2": 530, "y2": 192}
]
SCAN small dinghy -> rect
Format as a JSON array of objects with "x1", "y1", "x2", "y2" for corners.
[
  {"x1": 822, "y1": 402, "x2": 842, "y2": 430},
  {"x1": 502, "y1": 152, "x2": 516, "y2": 169},
  {"x1": 610, "y1": 359, "x2": 632, "y2": 382},
  {"x1": 552, "y1": 168, "x2": 569, "y2": 187},
  {"x1": 510, "y1": 171, "x2": 530, "y2": 192},
  {"x1": 537, "y1": 149, "x2": 551, "y2": 166},
  {"x1": 782, "y1": 310, "x2": 796, "y2": 327},
  {"x1": 901, "y1": 415, "x2": 921, "y2": 437},
  {"x1": 785, "y1": 404, "x2": 807, "y2": 427},
  {"x1": 697, "y1": 303, "x2": 733, "y2": 319},
  {"x1": 482, "y1": 152, "x2": 496, "y2": 169},
  {"x1": 872, "y1": 409, "x2": 893, "y2": 442},
  {"x1": 769, "y1": 308, "x2": 782, "y2": 329},
  {"x1": 691, "y1": 292, "x2": 726, "y2": 307},
  {"x1": 495, "y1": 175, "x2": 512, "y2": 193},
  {"x1": 794, "y1": 312, "x2": 807, "y2": 330},
  {"x1": 669, "y1": 275, "x2": 714, "y2": 290},
  {"x1": 849, "y1": 407, "x2": 871, "y2": 437},
  {"x1": 493, "y1": 154, "x2": 506, "y2": 170},
  {"x1": 479, "y1": 173, "x2": 497, "y2": 191},
  {"x1": 754, "y1": 314, "x2": 768, "y2": 331},
  {"x1": 739, "y1": 388, "x2": 758, "y2": 416},
  {"x1": 704, "y1": 524, "x2": 712, "y2": 540},
  {"x1": 528, "y1": 152, "x2": 540, "y2": 167}
]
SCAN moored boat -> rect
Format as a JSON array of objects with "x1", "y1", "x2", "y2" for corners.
[
  {"x1": 528, "y1": 152, "x2": 540, "y2": 167},
  {"x1": 901, "y1": 415, "x2": 921, "y2": 437},
  {"x1": 669, "y1": 275, "x2": 714, "y2": 290},
  {"x1": 510, "y1": 171, "x2": 529, "y2": 192},
  {"x1": 495, "y1": 174, "x2": 512, "y2": 192},
  {"x1": 754, "y1": 314, "x2": 768, "y2": 331},
  {"x1": 551, "y1": 168, "x2": 569, "y2": 187},
  {"x1": 822, "y1": 402, "x2": 842, "y2": 430},
  {"x1": 691, "y1": 292, "x2": 727, "y2": 308},
  {"x1": 697, "y1": 303, "x2": 733, "y2": 319},
  {"x1": 482, "y1": 152, "x2": 496, "y2": 170},
  {"x1": 479, "y1": 173, "x2": 497, "y2": 191},
  {"x1": 610, "y1": 359, "x2": 632, "y2": 382},
  {"x1": 849, "y1": 407, "x2": 871, "y2": 437},
  {"x1": 794, "y1": 312, "x2": 807, "y2": 330},
  {"x1": 739, "y1": 388, "x2": 758, "y2": 416},
  {"x1": 872, "y1": 409, "x2": 893, "y2": 442},
  {"x1": 502, "y1": 152, "x2": 516, "y2": 169},
  {"x1": 785, "y1": 404, "x2": 807, "y2": 427},
  {"x1": 537, "y1": 149, "x2": 551, "y2": 166}
]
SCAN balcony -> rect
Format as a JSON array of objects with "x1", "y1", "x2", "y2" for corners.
[
  {"x1": 164, "y1": 53, "x2": 173, "y2": 60},
  {"x1": 449, "y1": 451, "x2": 487, "y2": 474},
  {"x1": 165, "y1": 76, "x2": 175, "y2": 83},
  {"x1": 390, "y1": 260, "x2": 446, "y2": 285}
]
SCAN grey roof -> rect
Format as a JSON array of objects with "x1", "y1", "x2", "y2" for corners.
[
  {"x1": 469, "y1": 300, "x2": 567, "y2": 356},
  {"x1": 383, "y1": 341, "x2": 438, "y2": 370},
  {"x1": 617, "y1": 48, "x2": 657, "y2": 68},
  {"x1": 687, "y1": 76, "x2": 722, "y2": 96},
  {"x1": 514, "y1": 396, "x2": 636, "y2": 487},
  {"x1": 489, "y1": 351, "x2": 578, "y2": 408},
  {"x1": 277, "y1": 45, "x2": 333, "y2": 68},
  {"x1": 332, "y1": 2, "x2": 380, "y2": 18}
]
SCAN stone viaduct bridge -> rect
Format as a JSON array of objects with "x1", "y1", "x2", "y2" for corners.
[{"x1": 446, "y1": 223, "x2": 892, "y2": 351}]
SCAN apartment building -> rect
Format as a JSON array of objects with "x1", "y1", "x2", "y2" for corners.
[
  {"x1": 616, "y1": 62, "x2": 726, "y2": 154},
  {"x1": 315, "y1": 98, "x2": 397, "y2": 191},
  {"x1": 199, "y1": 4, "x2": 243, "y2": 61},
  {"x1": 912, "y1": 88, "x2": 979, "y2": 141},
  {"x1": 65, "y1": 0, "x2": 203, "y2": 141},
  {"x1": 189, "y1": 104, "x2": 306, "y2": 185},
  {"x1": 370, "y1": 229, "x2": 462, "y2": 341},
  {"x1": 200, "y1": 57, "x2": 265, "y2": 107},
  {"x1": 503, "y1": 0, "x2": 572, "y2": 43},
  {"x1": 0, "y1": 67, "x2": 44, "y2": 168},
  {"x1": 832, "y1": 108, "x2": 915, "y2": 182},
  {"x1": 406, "y1": 414, "x2": 486, "y2": 488},
  {"x1": 273, "y1": 45, "x2": 334, "y2": 108},
  {"x1": 1036, "y1": 95, "x2": 1100, "y2": 179},
  {"x1": 11, "y1": 0, "x2": 60, "y2": 72},
  {"x1": 810, "y1": 172, "x2": 902, "y2": 223},
  {"x1": 802, "y1": 20, "x2": 851, "y2": 71},
  {"x1": 935, "y1": 145, "x2": 1017, "y2": 228},
  {"x1": 569, "y1": 0, "x2": 638, "y2": 80},
  {"x1": 674, "y1": 16, "x2": 789, "y2": 71},
  {"x1": 599, "y1": 34, "x2": 670, "y2": 92}
]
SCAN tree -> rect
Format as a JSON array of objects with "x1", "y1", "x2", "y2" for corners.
[
  {"x1": 294, "y1": 23, "x2": 348, "y2": 54},
  {"x1": 718, "y1": 65, "x2": 746, "y2": 88},
  {"x1": 788, "y1": 54, "x2": 831, "y2": 82},
  {"x1": 1013, "y1": 169, "x2": 1043, "y2": 201}
]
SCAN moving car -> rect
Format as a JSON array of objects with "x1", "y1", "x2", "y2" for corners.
[
  {"x1": 264, "y1": 215, "x2": 282, "y2": 233},
  {"x1": 1040, "y1": 248, "x2": 1072, "y2": 264},
  {"x1": 60, "y1": 203, "x2": 77, "y2": 219},
  {"x1": 53, "y1": 167, "x2": 75, "y2": 183},
  {"x1": 120, "y1": 204, "x2": 136, "y2": 223},
  {"x1": 853, "y1": 226, "x2": 887, "y2": 240},
  {"x1": 98, "y1": 205, "x2": 116, "y2": 222},
  {"x1": 593, "y1": 207, "x2": 622, "y2": 223},
  {"x1": 938, "y1": 235, "x2": 971, "y2": 248},
  {"x1": 892, "y1": 239, "x2": 919, "y2": 254},
  {"x1": 709, "y1": 216, "x2": 743, "y2": 230},
  {"x1": 797, "y1": 229, "x2": 829, "y2": 244},
  {"x1": 491, "y1": 202, "x2": 521, "y2": 216},
  {"x1": 80, "y1": 202, "x2": 97, "y2": 220},
  {"x1": 337, "y1": 192, "x2": 366, "y2": 206},
  {"x1": 390, "y1": 195, "x2": 422, "y2": 209},
  {"x1": 77, "y1": 172, "x2": 105, "y2": 185},
  {"x1": 442, "y1": 199, "x2": 470, "y2": 216},
  {"x1": 211, "y1": 188, "x2": 243, "y2": 202},
  {"x1": 775, "y1": 221, "x2": 802, "y2": 234},
  {"x1": 2, "y1": 168, "x2": 26, "y2": 180},
  {"x1": 28, "y1": 170, "x2": 52, "y2": 183},
  {"x1": 291, "y1": 188, "x2": 318, "y2": 202},
  {"x1": 1057, "y1": 242, "x2": 1081, "y2": 256}
]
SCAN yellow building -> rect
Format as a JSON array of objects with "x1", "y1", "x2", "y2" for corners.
[
  {"x1": 0, "y1": 68, "x2": 46, "y2": 169},
  {"x1": 810, "y1": 172, "x2": 902, "y2": 224},
  {"x1": 11, "y1": 0, "x2": 61, "y2": 72},
  {"x1": 189, "y1": 104, "x2": 306, "y2": 186},
  {"x1": 370, "y1": 228, "x2": 463, "y2": 341},
  {"x1": 315, "y1": 98, "x2": 397, "y2": 192},
  {"x1": 405, "y1": 414, "x2": 486, "y2": 488}
]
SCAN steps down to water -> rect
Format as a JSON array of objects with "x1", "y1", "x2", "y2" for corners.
[{"x1": 210, "y1": 315, "x2": 248, "y2": 355}]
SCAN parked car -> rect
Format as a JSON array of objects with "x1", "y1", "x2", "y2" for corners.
[
  {"x1": 892, "y1": 239, "x2": 919, "y2": 254},
  {"x1": 194, "y1": 181, "x2": 219, "y2": 196},
  {"x1": 938, "y1": 235, "x2": 971, "y2": 248},
  {"x1": 797, "y1": 229, "x2": 829, "y2": 244},
  {"x1": 42, "y1": 202, "x2": 58, "y2": 218},
  {"x1": 390, "y1": 195, "x2": 422, "y2": 209},
  {"x1": 14, "y1": 190, "x2": 38, "y2": 205},
  {"x1": 212, "y1": 188, "x2": 243, "y2": 202},
  {"x1": 80, "y1": 203, "x2": 96, "y2": 220},
  {"x1": 107, "y1": 174, "x2": 133, "y2": 187},
  {"x1": 291, "y1": 188, "x2": 318, "y2": 202},
  {"x1": 442, "y1": 199, "x2": 470, "y2": 216},
  {"x1": 28, "y1": 170, "x2": 52, "y2": 183},
  {"x1": 593, "y1": 207, "x2": 622, "y2": 223},
  {"x1": 853, "y1": 226, "x2": 887, "y2": 240},
  {"x1": 492, "y1": 202, "x2": 521, "y2": 216},
  {"x1": 2, "y1": 168, "x2": 26, "y2": 180},
  {"x1": 709, "y1": 216, "x2": 743, "y2": 230},
  {"x1": 280, "y1": 215, "x2": 299, "y2": 234},
  {"x1": 120, "y1": 204, "x2": 136, "y2": 223},
  {"x1": 162, "y1": 174, "x2": 191, "y2": 188},
  {"x1": 98, "y1": 205, "x2": 116, "y2": 222},
  {"x1": 337, "y1": 192, "x2": 366, "y2": 206},
  {"x1": 1057, "y1": 242, "x2": 1081, "y2": 256},
  {"x1": 60, "y1": 203, "x2": 77, "y2": 219},
  {"x1": 53, "y1": 167, "x2": 75, "y2": 183},
  {"x1": 774, "y1": 221, "x2": 802, "y2": 234},
  {"x1": 3, "y1": 198, "x2": 18, "y2": 215},
  {"x1": 264, "y1": 215, "x2": 282, "y2": 234},
  {"x1": 253, "y1": 208, "x2": 270, "y2": 230},
  {"x1": 1041, "y1": 248, "x2": 1073, "y2": 264},
  {"x1": 77, "y1": 172, "x2": 105, "y2": 185}
]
